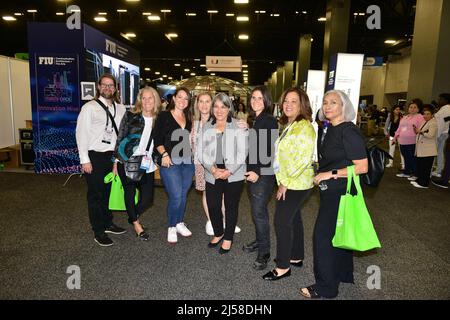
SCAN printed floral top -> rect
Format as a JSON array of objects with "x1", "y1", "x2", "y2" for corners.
[{"x1": 273, "y1": 119, "x2": 316, "y2": 190}]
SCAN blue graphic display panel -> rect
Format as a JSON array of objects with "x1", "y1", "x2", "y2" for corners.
[{"x1": 33, "y1": 54, "x2": 80, "y2": 173}]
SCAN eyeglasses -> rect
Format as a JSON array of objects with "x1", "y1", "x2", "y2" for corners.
[{"x1": 100, "y1": 83, "x2": 115, "y2": 88}]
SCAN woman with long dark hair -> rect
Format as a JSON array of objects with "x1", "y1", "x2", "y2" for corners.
[
  {"x1": 154, "y1": 87, "x2": 195, "y2": 244},
  {"x1": 242, "y1": 86, "x2": 278, "y2": 270}
]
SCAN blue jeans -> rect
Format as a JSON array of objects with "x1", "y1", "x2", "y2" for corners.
[
  {"x1": 400, "y1": 144, "x2": 417, "y2": 176},
  {"x1": 159, "y1": 163, "x2": 195, "y2": 227},
  {"x1": 248, "y1": 174, "x2": 275, "y2": 255}
]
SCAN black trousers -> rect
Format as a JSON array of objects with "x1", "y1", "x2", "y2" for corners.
[
  {"x1": 206, "y1": 180, "x2": 244, "y2": 241},
  {"x1": 117, "y1": 163, "x2": 154, "y2": 223},
  {"x1": 274, "y1": 189, "x2": 312, "y2": 269},
  {"x1": 313, "y1": 179, "x2": 354, "y2": 298},
  {"x1": 416, "y1": 156, "x2": 435, "y2": 187},
  {"x1": 84, "y1": 151, "x2": 114, "y2": 237}
]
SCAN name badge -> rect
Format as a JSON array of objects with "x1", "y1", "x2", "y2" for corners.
[{"x1": 102, "y1": 127, "x2": 114, "y2": 144}]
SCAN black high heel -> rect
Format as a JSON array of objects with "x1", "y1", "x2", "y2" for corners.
[
  {"x1": 136, "y1": 230, "x2": 149, "y2": 241},
  {"x1": 219, "y1": 242, "x2": 232, "y2": 254},
  {"x1": 208, "y1": 236, "x2": 224, "y2": 248}
]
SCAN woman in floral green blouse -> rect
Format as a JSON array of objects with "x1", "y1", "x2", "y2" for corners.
[{"x1": 262, "y1": 87, "x2": 316, "y2": 281}]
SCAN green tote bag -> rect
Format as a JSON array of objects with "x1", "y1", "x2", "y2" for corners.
[
  {"x1": 104, "y1": 172, "x2": 139, "y2": 211},
  {"x1": 332, "y1": 165, "x2": 381, "y2": 251}
]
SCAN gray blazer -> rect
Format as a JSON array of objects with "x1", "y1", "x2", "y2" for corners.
[{"x1": 197, "y1": 118, "x2": 248, "y2": 184}]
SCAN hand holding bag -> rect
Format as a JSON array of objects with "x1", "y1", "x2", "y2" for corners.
[
  {"x1": 104, "y1": 172, "x2": 139, "y2": 211},
  {"x1": 332, "y1": 165, "x2": 381, "y2": 251},
  {"x1": 124, "y1": 127, "x2": 155, "y2": 182}
]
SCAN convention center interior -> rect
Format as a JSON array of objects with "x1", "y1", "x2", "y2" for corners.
[{"x1": 0, "y1": 0, "x2": 449, "y2": 302}]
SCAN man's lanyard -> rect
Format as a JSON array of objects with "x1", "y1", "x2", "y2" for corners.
[{"x1": 95, "y1": 99, "x2": 118, "y2": 135}]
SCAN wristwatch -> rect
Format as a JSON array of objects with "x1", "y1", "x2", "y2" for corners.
[{"x1": 332, "y1": 169, "x2": 338, "y2": 177}]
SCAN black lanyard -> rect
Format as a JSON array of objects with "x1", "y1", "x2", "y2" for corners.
[{"x1": 95, "y1": 99, "x2": 118, "y2": 135}]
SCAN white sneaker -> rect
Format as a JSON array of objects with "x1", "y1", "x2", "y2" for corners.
[
  {"x1": 431, "y1": 171, "x2": 442, "y2": 178},
  {"x1": 168, "y1": 227, "x2": 177, "y2": 244},
  {"x1": 386, "y1": 163, "x2": 393, "y2": 168},
  {"x1": 410, "y1": 181, "x2": 428, "y2": 188},
  {"x1": 205, "y1": 220, "x2": 214, "y2": 236},
  {"x1": 396, "y1": 173, "x2": 411, "y2": 178},
  {"x1": 176, "y1": 222, "x2": 192, "y2": 237},
  {"x1": 407, "y1": 176, "x2": 418, "y2": 181}
]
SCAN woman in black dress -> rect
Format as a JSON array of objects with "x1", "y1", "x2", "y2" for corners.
[{"x1": 300, "y1": 90, "x2": 368, "y2": 299}]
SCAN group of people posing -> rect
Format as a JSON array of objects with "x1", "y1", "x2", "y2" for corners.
[
  {"x1": 384, "y1": 94, "x2": 450, "y2": 188},
  {"x1": 76, "y1": 73, "x2": 369, "y2": 299}
]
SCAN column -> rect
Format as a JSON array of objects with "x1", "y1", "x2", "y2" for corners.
[
  {"x1": 407, "y1": 0, "x2": 450, "y2": 102},
  {"x1": 295, "y1": 34, "x2": 312, "y2": 88},
  {"x1": 322, "y1": 0, "x2": 351, "y2": 73}
]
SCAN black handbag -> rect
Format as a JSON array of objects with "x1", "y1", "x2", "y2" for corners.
[
  {"x1": 124, "y1": 126, "x2": 154, "y2": 182},
  {"x1": 124, "y1": 155, "x2": 145, "y2": 182}
]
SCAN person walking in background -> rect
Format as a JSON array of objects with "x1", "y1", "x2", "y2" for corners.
[
  {"x1": 300, "y1": 90, "x2": 368, "y2": 299},
  {"x1": 393, "y1": 99, "x2": 425, "y2": 180},
  {"x1": 198, "y1": 93, "x2": 248, "y2": 254},
  {"x1": 384, "y1": 105, "x2": 404, "y2": 169},
  {"x1": 113, "y1": 86, "x2": 160, "y2": 240},
  {"x1": 76, "y1": 74, "x2": 127, "y2": 247},
  {"x1": 154, "y1": 87, "x2": 195, "y2": 244},
  {"x1": 234, "y1": 102, "x2": 249, "y2": 122},
  {"x1": 242, "y1": 86, "x2": 278, "y2": 270},
  {"x1": 411, "y1": 105, "x2": 438, "y2": 189},
  {"x1": 432, "y1": 93, "x2": 450, "y2": 178},
  {"x1": 262, "y1": 87, "x2": 315, "y2": 281}
]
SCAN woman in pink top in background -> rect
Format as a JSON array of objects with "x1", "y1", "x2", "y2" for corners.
[{"x1": 393, "y1": 99, "x2": 425, "y2": 179}]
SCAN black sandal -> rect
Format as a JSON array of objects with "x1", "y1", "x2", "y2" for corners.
[
  {"x1": 136, "y1": 231, "x2": 149, "y2": 241},
  {"x1": 300, "y1": 286, "x2": 322, "y2": 299}
]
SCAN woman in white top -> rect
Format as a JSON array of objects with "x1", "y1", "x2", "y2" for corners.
[{"x1": 113, "y1": 87, "x2": 160, "y2": 240}]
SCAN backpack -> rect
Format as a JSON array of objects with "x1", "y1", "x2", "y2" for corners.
[{"x1": 362, "y1": 138, "x2": 393, "y2": 187}]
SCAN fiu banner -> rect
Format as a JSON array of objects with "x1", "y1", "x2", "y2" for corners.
[{"x1": 32, "y1": 53, "x2": 80, "y2": 173}]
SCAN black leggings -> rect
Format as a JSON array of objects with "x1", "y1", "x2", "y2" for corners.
[
  {"x1": 206, "y1": 180, "x2": 244, "y2": 241},
  {"x1": 274, "y1": 189, "x2": 312, "y2": 269},
  {"x1": 117, "y1": 163, "x2": 154, "y2": 223}
]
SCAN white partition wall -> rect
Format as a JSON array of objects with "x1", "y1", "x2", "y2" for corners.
[
  {"x1": 0, "y1": 57, "x2": 14, "y2": 149},
  {"x1": 0, "y1": 56, "x2": 32, "y2": 149},
  {"x1": 10, "y1": 59, "x2": 32, "y2": 145}
]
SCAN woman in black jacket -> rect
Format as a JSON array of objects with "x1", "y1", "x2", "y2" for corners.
[
  {"x1": 242, "y1": 86, "x2": 278, "y2": 270},
  {"x1": 113, "y1": 86, "x2": 160, "y2": 240}
]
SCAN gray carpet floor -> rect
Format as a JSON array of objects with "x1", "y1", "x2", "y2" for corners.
[{"x1": 0, "y1": 161, "x2": 449, "y2": 300}]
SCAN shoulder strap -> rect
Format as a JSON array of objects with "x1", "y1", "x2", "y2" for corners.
[{"x1": 95, "y1": 99, "x2": 119, "y2": 136}]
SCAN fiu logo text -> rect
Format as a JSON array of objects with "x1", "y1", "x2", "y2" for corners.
[
  {"x1": 106, "y1": 39, "x2": 117, "y2": 54},
  {"x1": 39, "y1": 57, "x2": 54, "y2": 65}
]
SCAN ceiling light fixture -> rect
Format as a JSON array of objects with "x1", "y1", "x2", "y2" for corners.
[
  {"x1": 117, "y1": 9, "x2": 127, "y2": 13},
  {"x1": 27, "y1": 10, "x2": 37, "y2": 13},
  {"x1": 207, "y1": 10, "x2": 218, "y2": 14},
  {"x1": 226, "y1": 13, "x2": 235, "y2": 17},
  {"x1": 161, "y1": 9, "x2": 171, "y2": 13},
  {"x1": 148, "y1": 15, "x2": 161, "y2": 21},
  {"x1": 238, "y1": 34, "x2": 249, "y2": 40},
  {"x1": 236, "y1": 16, "x2": 249, "y2": 22},
  {"x1": 142, "y1": 12, "x2": 152, "y2": 16},
  {"x1": 14, "y1": 13, "x2": 24, "y2": 16},
  {"x1": 2, "y1": 16, "x2": 17, "y2": 21},
  {"x1": 56, "y1": 12, "x2": 65, "y2": 16},
  {"x1": 94, "y1": 17, "x2": 107, "y2": 22},
  {"x1": 318, "y1": 17, "x2": 326, "y2": 21},
  {"x1": 144, "y1": 67, "x2": 150, "y2": 71},
  {"x1": 384, "y1": 39, "x2": 397, "y2": 44},
  {"x1": 155, "y1": 72, "x2": 160, "y2": 75},
  {"x1": 98, "y1": 12, "x2": 107, "y2": 16},
  {"x1": 174, "y1": 63, "x2": 181, "y2": 67},
  {"x1": 234, "y1": 0, "x2": 249, "y2": 4},
  {"x1": 186, "y1": 13, "x2": 197, "y2": 16}
]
